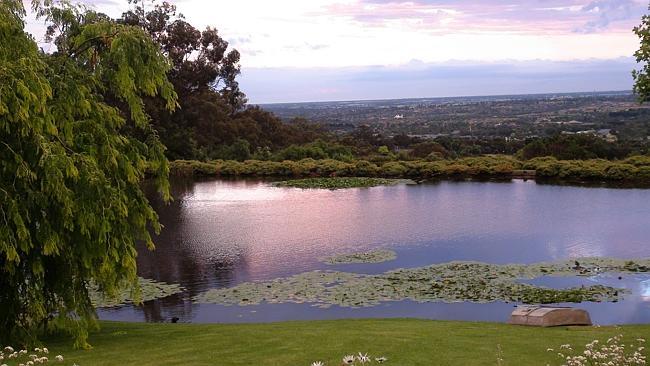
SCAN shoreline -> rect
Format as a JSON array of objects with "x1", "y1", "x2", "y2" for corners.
[{"x1": 167, "y1": 156, "x2": 650, "y2": 188}]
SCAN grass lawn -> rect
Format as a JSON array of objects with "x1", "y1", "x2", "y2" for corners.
[{"x1": 42, "y1": 319, "x2": 650, "y2": 366}]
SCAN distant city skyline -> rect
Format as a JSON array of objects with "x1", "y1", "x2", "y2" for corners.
[{"x1": 24, "y1": 0, "x2": 649, "y2": 102}]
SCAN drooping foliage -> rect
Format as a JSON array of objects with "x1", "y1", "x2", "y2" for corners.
[
  {"x1": 634, "y1": 5, "x2": 650, "y2": 102},
  {"x1": 0, "y1": 0, "x2": 176, "y2": 346}
]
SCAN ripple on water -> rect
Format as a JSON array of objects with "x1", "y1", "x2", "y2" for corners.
[{"x1": 118, "y1": 179, "x2": 650, "y2": 324}]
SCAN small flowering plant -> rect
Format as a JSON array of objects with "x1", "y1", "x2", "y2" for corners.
[
  {"x1": 310, "y1": 352, "x2": 388, "y2": 365},
  {"x1": 1, "y1": 346, "x2": 68, "y2": 366},
  {"x1": 548, "y1": 335, "x2": 646, "y2": 366}
]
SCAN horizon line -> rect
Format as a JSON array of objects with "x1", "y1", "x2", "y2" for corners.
[{"x1": 254, "y1": 89, "x2": 634, "y2": 106}]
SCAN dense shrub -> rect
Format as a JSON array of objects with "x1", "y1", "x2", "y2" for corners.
[
  {"x1": 606, "y1": 164, "x2": 639, "y2": 180},
  {"x1": 380, "y1": 162, "x2": 408, "y2": 177},
  {"x1": 444, "y1": 163, "x2": 475, "y2": 176},
  {"x1": 518, "y1": 134, "x2": 631, "y2": 160},
  {"x1": 169, "y1": 156, "x2": 650, "y2": 185},
  {"x1": 624, "y1": 155, "x2": 650, "y2": 167},
  {"x1": 354, "y1": 160, "x2": 379, "y2": 176},
  {"x1": 410, "y1": 141, "x2": 449, "y2": 159},
  {"x1": 210, "y1": 139, "x2": 252, "y2": 161},
  {"x1": 273, "y1": 140, "x2": 354, "y2": 162}
]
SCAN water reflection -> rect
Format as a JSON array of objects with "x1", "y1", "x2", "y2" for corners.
[
  {"x1": 101, "y1": 179, "x2": 650, "y2": 324},
  {"x1": 641, "y1": 279, "x2": 650, "y2": 301}
]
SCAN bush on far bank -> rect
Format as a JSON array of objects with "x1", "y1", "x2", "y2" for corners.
[{"x1": 168, "y1": 155, "x2": 650, "y2": 185}]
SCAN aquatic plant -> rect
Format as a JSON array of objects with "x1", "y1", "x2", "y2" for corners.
[
  {"x1": 194, "y1": 257, "x2": 649, "y2": 308},
  {"x1": 273, "y1": 177, "x2": 410, "y2": 189},
  {"x1": 88, "y1": 278, "x2": 184, "y2": 308},
  {"x1": 321, "y1": 250, "x2": 397, "y2": 265}
]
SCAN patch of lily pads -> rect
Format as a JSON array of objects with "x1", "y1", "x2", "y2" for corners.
[
  {"x1": 193, "y1": 257, "x2": 650, "y2": 308},
  {"x1": 272, "y1": 177, "x2": 414, "y2": 190},
  {"x1": 322, "y1": 250, "x2": 397, "y2": 265},
  {"x1": 89, "y1": 277, "x2": 185, "y2": 308}
]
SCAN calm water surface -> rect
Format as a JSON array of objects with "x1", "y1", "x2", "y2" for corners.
[{"x1": 99, "y1": 179, "x2": 650, "y2": 324}]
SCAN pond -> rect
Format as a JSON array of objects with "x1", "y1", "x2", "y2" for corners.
[{"x1": 98, "y1": 178, "x2": 650, "y2": 325}]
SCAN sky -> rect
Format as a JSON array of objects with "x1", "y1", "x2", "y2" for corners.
[{"x1": 24, "y1": 0, "x2": 649, "y2": 103}]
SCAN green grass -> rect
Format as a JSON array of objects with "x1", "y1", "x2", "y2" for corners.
[{"x1": 43, "y1": 319, "x2": 650, "y2": 365}]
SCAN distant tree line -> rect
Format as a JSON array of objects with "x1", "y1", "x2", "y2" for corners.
[
  {"x1": 87, "y1": 2, "x2": 649, "y2": 164},
  {"x1": 60, "y1": 1, "x2": 642, "y2": 165}
]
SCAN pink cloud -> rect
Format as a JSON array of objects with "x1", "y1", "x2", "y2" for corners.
[{"x1": 320, "y1": 0, "x2": 648, "y2": 34}]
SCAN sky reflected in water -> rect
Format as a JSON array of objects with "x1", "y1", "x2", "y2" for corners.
[{"x1": 100, "y1": 179, "x2": 650, "y2": 325}]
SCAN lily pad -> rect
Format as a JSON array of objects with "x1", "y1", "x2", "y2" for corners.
[
  {"x1": 322, "y1": 250, "x2": 397, "y2": 265},
  {"x1": 272, "y1": 177, "x2": 413, "y2": 190},
  {"x1": 193, "y1": 257, "x2": 650, "y2": 308},
  {"x1": 89, "y1": 277, "x2": 185, "y2": 308}
]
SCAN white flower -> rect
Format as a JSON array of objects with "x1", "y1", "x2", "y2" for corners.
[
  {"x1": 375, "y1": 356, "x2": 388, "y2": 363},
  {"x1": 311, "y1": 362, "x2": 324, "y2": 366},
  {"x1": 3, "y1": 347, "x2": 13, "y2": 354},
  {"x1": 343, "y1": 355, "x2": 356, "y2": 364},
  {"x1": 357, "y1": 352, "x2": 371, "y2": 363},
  {"x1": 42, "y1": 348, "x2": 48, "y2": 354},
  {"x1": 55, "y1": 355, "x2": 64, "y2": 362}
]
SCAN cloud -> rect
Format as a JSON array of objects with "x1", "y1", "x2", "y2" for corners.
[
  {"x1": 575, "y1": 0, "x2": 647, "y2": 33},
  {"x1": 230, "y1": 36, "x2": 253, "y2": 45},
  {"x1": 283, "y1": 42, "x2": 330, "y2": 51},
  {"x1": 323, "y1": 0, "x2": 647, "y2": 34},
  {"x1": 23, "y1": 0, "x2": 647, "y2": 69}
]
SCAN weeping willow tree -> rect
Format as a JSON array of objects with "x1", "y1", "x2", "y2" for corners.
[
  {"x1": 634, "y1": 5, "x2": 650, "y2": 102},
  {"x1": 0, "y1": 0, "x2": 177, "y2": 346}
]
